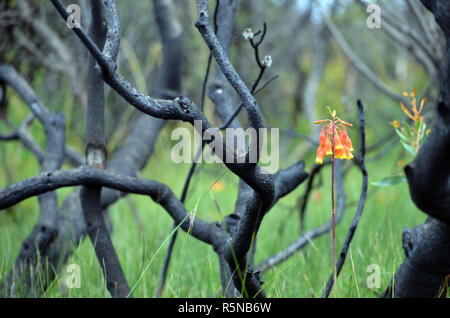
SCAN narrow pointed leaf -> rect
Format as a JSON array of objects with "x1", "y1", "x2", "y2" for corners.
[
  {"x1": 371, "y1": 175, "x2": 406, "y2": 187},
  {"x1": 415, "y1": 117, "x2": 422, "y2": 133},
  {"x1": 395, "y1": 128, "x2": 411, "y2": 143},
  {"x1": 419, "y1": 122, "x2": 427, "y2": 144},
  {"x1": 400, "y1": 140, "x2": 416, "y2": 155},
  {"x1": 403, "y1": 123, "x2": 413, "y2": 139}
]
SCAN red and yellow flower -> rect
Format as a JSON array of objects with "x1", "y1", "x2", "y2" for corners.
[{"x1": 314, "y1": 110, "x2": 354, "y2": 164}]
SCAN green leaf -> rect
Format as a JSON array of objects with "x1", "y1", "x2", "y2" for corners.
[
  {"x1": 403, "y1": 123, "x2": 413, "y2": 139},
  {"x1": 394, "y1": 128, "x2": 410, "y2": 143},
  {"x1": 419, "y1": 122, "x2": 427, "y2": 144},
  {"x1": 415, "y1": 117, "x2": 422, "y2": 133},
  {"x1": 371, "y1": 175, "x2": 406, "y2": 187},
  {"x1": 400, "y1": 140, "x2": 416, "y2": 155}
]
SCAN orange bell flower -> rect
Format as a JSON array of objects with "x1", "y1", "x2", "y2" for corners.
[
  {"x1": 315, "y1": 147, "x2": 326, "y2": 165},
  {"x1": 340, "y1": 126, "x2": 353, "y2": 152},
  {"x1": 314, "y1": 109, "x2": 354, "y2": 164}
]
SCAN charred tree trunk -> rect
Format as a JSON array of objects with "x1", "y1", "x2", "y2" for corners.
[
  {"x1": 79, "y1": 0, "x2": 130, "y2": 298},
  {"x1": 383, "y1": 0, "x2": 450, "y2": 298}
]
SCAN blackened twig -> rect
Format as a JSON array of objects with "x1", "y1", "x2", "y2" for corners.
[
  {"x1": 299, "y1": 162, "x2": 328, "y2": 233},
  {"x1": 250, "y1": 23, "x2": 267, "y2": 69},
  {"x1": 218, "y1": 23, "x2": 272, "y2": 130},
  {"x1": 196, "y1": 0, "x2": 265, "y2": 166},
  {"x1": 200, "y1": 0, "x2": 220, "y2": 112},
  {"x1": 218, "y1": 75, "x2": 278, "y2": 130}
]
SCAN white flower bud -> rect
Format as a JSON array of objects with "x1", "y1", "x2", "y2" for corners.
[
  {"x1": 242, "y1": 28, "x2": 254, "y2": 40},
  {"x1": 262, "y1": 55, "x2": 272, "y2": 68}
]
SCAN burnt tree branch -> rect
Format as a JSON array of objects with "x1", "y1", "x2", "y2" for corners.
[
  {"x1": 80, "y1": 0, "x2": 130, "y2": 298},
  {"x1": 47, "y1": 0, "x2": 309, "y2": 298},
  {"x1": 0, "y1": 64, "x2": 65, "y2": 296}
]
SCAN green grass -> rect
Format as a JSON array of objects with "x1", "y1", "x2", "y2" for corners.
[{"x1": 0, "y1": 96, "x2": 427, "y2": 298}]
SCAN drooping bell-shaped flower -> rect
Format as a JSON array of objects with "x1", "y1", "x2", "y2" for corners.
[
  {"x1": 315, "y1": 146, "x2": 326, "y2": 165},
  {"x1": 314, "y1": 109, "x2": 354, "y2": 164},
  {"x1": 341, "y1": 126, "x2": 353, "y2": 152}
]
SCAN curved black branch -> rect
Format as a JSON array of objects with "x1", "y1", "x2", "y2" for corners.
[
  {"x1": 224, "y1": 160, "x2": 308, "y2": 297},
  {"x1": 48, "y1": 0, "x2": 308, "y2": 298},
  {"x1": 249, "y1": 23, "x2": 267, "y2": 69},
  {"x1": 200, "y1": 0, "x2": 220, "y2": 112},
  {"x1": 50, "y1": 0, "x2": 272, "y2": 201},
  {"x1": 0, "y1": 166, "x2": 217, "y2": 245},
  {"x1": 80, "y1": 0, "x2": 130, "y2": 298},
  {"x1": 0, "y1": 64, "x2": 66, "y2": 296},
  {"x1": 218, "y1": 74, "x2": 278, "y2": 131},
  {"x1": 195, "y1": 0, "x2": 265, "y2": 165},
  {"x1": 299, "y1": 162, "x2": 328, "y2": 233},
  {"x1": 0, "y1": 65, "x2": 55, "y2": 125}
]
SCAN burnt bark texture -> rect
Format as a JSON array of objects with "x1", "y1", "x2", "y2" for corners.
[
  {"x1": 0, "y1": 0, "x2": 311, "y2": 299},
  {"x1": 0, "y1": 0, "x2": 386, "y2": 299},
  {"x1": 383, "y1": 0, "x2": 450, "y2": 298},
  {"x1": 0, "y1": 64, "x2": 65, "y2": 297},
  {"x1": 1, "y1": 0, "x2": 184, "y2": 297},
  {"x1": 80, "y1": 0, "x2": 131, "y2": 298}
]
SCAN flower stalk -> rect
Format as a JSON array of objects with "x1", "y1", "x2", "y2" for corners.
[
  {"x1": 331, "y1": 116, "x2": 337, "y2": 298},
  {"x1": 314, "y1": 108, "x2": 354, "y2": 297}
]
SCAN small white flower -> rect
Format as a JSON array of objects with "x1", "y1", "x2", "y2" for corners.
[
  {"x1": 242, "y1": 28, "x2": 254, "y2": 40},
  {"x1": 262, "y1": 55, "x2": 272, "y2": 68}
]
